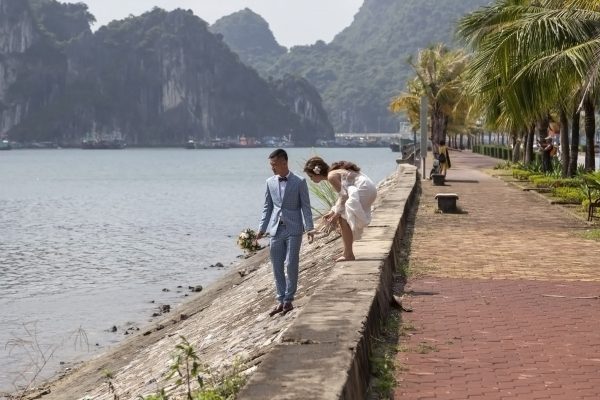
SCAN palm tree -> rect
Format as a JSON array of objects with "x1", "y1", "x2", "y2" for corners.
[
  {"x1": 390, "y1": 44, "x2": 469, "y2": 151},
  {"x1": 458, "y1": 0, "x2": 600, "y2": 172}
]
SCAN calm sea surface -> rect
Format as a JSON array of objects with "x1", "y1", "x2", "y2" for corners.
[{"x1": 0, "y1": 147, "x2": 399, "y2": 391}]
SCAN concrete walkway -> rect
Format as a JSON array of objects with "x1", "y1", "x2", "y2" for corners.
[{"x1": 395, "y1": 151, "x2": 600, "y2": 400}]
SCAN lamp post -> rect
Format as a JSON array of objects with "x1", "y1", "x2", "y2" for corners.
[
  {"x1": 420, "y1": 96, "x2": 428, "y2": 179},
  {"x1": 412, "y1": 128, "x2": 418, "y2": 167}
]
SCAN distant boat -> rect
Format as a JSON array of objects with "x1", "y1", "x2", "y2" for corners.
[
  {"x1": 184, "y1": 139, "x2": 196, "y2": 149},
  {"x1": 30, "y1": 141, "x2": 60, "y2": 149},
  {"x1": 82, "y1": 133, "x2": 126, "y2": 149},
  {"x1": 194, "y1": 138, "x2": 230, "y2": 149},
  {"x1": 0, "y1": 139, "x2": 12, "y2": 150},
  {"x1": 82, "y1": 139, "x2": 126, "y2": 149}
]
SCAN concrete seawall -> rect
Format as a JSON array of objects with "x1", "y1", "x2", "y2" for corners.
[
  {"x1": 238, "y1": 164, "x2": 417, "y2": 400},
  {"x1": 26, "y1": 164, "x2": 417, "y2": 400}
]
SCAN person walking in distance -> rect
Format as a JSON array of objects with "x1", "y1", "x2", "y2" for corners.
[
  {"x1": 257, "y1": 149, "x2": 315, "y2": 316},
  {"x1": 438, "y1": 140, "x2": 451, "y2": 176}
]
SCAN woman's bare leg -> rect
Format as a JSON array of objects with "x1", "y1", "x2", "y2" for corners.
[
  {"x1": 440, "y1": 163, "x2": 448, "y2": 176},
  {"x1": 336, "y1": 218, "x2": 355, "y2": 261}
]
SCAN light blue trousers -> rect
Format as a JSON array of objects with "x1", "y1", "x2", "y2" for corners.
[{"x1": 269, "y1": 225, "x2": 302, "y2": 303}]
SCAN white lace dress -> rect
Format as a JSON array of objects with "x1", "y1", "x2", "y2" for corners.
[{"x1": 332, "y1": 171, "x2": 377, "y2": 239}]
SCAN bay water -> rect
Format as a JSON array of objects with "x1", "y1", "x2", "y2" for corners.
[{"x1": 0, "y1": 147, "x2": 399, "y2": 392}]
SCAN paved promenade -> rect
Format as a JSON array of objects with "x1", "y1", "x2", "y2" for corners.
[{"x1": 394, "y1": 151, "x2": 600, "y2": 400}]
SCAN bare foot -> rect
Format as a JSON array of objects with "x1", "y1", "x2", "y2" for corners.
[{"x1": 335, "y1": 255, "x2": 355, "y2": 262}]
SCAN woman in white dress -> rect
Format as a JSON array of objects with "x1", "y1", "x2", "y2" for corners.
[{"x1": 304, "y1": 157, "x2": 377, "y2": 261}]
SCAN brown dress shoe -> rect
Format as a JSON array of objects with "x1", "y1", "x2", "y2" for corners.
[
  {"x1": 282, "y1": 302, "x2": 294, "y2": 314},
  {"x1": 268, "y1": 303, "x2": 284, "y2": 317}
]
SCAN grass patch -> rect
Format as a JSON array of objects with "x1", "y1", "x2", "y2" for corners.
[
  {"x1": 512, "y1": 169, "x2": 532, "y2": 180},
  {"x1": 399, "y1": 321, "x2": 417, "y2": 337},
  {"x1": 397, "y1": 262, "x2": 410, "y2": 279},
  {"x1": 493, "y1": 161, "x2": 513, "y2": 170},
  {"x1": 367, "y1": 311, "x2": 404, "y2": 399},
  {"x1": 396, "y1": 344, "x2": 410, "y2": 353},
  {"x1": 552, "y1": 187, "x2": 586, "y2": 203},
  {"x1": 408, "y1": 262, "x2": 438, "y2": 278},
  {"x1": 581, "y1": 229, "x2": 600, "y2": 241},
  {"x1": 416, "y1": 342, "x2": 438, "y2": 354}
]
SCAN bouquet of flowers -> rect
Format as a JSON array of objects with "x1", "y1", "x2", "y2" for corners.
[
  {"x1": 237, "y1": 228, "x2": 263, "y2": 253},
  {"x1": 315, "y1": 214, "x2": 340, "y2": 236}
]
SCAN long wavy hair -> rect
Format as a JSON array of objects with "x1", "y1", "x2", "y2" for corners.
[
  {"x1": 304, "y1": 156, "x2": 330, "y2": 177},
  {"x1": 330, "y1": 160, "x2": 360, "y2": 172}
]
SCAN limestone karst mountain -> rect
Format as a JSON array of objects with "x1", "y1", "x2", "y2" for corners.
[
  {"x1": 212, "y1": 0, "x2": 490, "y2": 133},
  {"x1": 0, "y1": 1, "x2": 333, "y2": 146}
]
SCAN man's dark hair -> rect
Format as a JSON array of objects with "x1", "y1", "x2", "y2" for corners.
[{"x1": 269, "y1": 148, "x2": 288, "y2": 161}]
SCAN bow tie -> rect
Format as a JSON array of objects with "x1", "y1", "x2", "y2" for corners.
[{"x1": 278, "y1": 176, "x2": 288, "y2": 182}]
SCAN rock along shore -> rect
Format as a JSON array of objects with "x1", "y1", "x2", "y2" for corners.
[{"x1": 15, "y1": 164, "x2": 417, "y2": 400}]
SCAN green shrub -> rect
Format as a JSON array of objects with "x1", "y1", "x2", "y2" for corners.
[
  {"x1": 582, "y1": 198, "x2": 592, "y2": 212},
  {"x1": 552, "y1": 187, "x2": 586, "y2": 203},
  {"x1": 512, "y1": 169, "x2": 532, "y2": 180},
  {"x1": 552, "y1": 178, "x2": 582, "y2": 188},
  {"x1": 575, "y1": 164, "x2": 589, "y2": 177},
  {"x1": 527, "y1": 174, "x2": 545, "y2": 183},
  {"x1": 589, "y1": 171, "x2": 600, "y2": 180},
  {"x1": 531, "y1": 177, "x2": 556, "y2": 188},
  {"x1": 529, "y1": 176, "x2": 581, "y2": 188},
  {"x1": 494, "y1": 161, "x2": 513, "y2": 170}
]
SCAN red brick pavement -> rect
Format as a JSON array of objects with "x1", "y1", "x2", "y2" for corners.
[{"x1": 394, "y1": 151, "x2": 600, "y2": 400}]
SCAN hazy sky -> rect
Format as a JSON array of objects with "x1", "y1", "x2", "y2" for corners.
[{"x1": 82, "y1": 1, "x2": 364, "y2": 48}]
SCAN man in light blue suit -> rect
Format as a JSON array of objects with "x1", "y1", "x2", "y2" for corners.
[{"x1": 257, "y1": 149, "x2": 315, "y2": 316}]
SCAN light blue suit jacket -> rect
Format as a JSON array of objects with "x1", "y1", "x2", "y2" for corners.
[{"x1": 259, "y1": 172, "x2": 314, "y2": 236}]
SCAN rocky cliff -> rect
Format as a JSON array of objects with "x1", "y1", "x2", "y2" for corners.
[
  {"x1": 0, "y1": 1, "x2": 333, "y2": 146},
  {"x1": 0, "y1": 0, "x2": 57, "y2": 136},
  {"x1": 210, "y1": 8, "x2": 286, "y2": 75},
  {"x1": 213, "y1": 0, "x2": 489, "y2": 133}
]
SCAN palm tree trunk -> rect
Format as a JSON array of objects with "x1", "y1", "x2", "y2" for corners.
[
  {"x1": 568, "y1": 109, "x2": 580, "y2": 177},
  {"x1": 430, "y1": 107, "x2": 447, "y2": 151},
  {"x1": 583, "y1": 96, "x2": 596, "y2": 172},
  {"x1": 559, "y1": 110, "x2": 570, "y2": 178},
  {"x1": 536, "y1": 116, "x2": 549, "y2": 142},
  {"x1": 525, "y1": 124, "x2": 535, "y2": 165},
  {"x1": 511, "y1": 134, "x2": 520, "y2": 163}
]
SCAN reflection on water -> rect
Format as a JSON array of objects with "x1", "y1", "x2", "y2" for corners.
[{"x1": 0, "y1": 147, "x2": 398, "y2": 391}]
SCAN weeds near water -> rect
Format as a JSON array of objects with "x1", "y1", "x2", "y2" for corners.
[
  {"x1": 166, "y1": 336, "x2": 201, "y2": 399},
  {"x1": 136, "y1": 336, "x2": 247, "y2": 400},
  {"x1": 4, "y1": 323, "x2": 89, "y2": 400},
  {"x1": 137, "y1": 390, "x2": 168, "y2": 400},
  {"x1": 103, "y1": 369, "x2": 120, "y2": 400}
]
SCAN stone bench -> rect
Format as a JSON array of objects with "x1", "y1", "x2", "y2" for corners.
[
  {"x1": 431, "y1": 173, "x2": 445, "y2": 186},
  {"x1": 435, "y1": 193, "x2": 459, "y2": 213}
]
